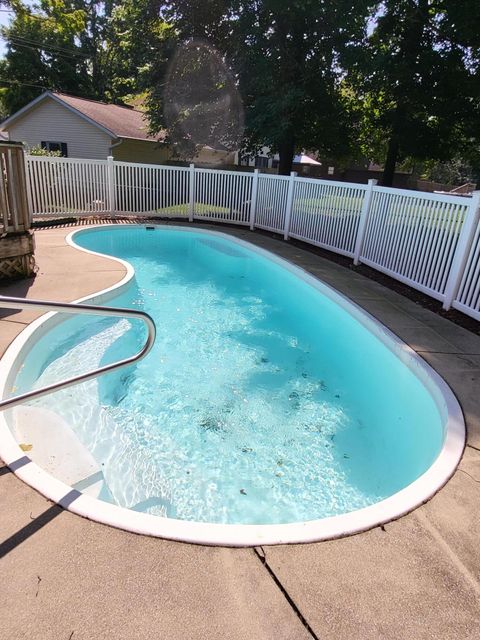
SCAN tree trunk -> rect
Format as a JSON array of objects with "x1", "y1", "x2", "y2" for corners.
[
  {"x1": 278, "y1": 136, "x2": 295, "y2": 175},
  {"x1": 381, "y1": 136, "x2": 399, "y2": 187}
]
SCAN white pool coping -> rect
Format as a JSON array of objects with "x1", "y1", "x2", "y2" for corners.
[{"x1": 0, "y1": 224, "x2": 466, "y2": 546}]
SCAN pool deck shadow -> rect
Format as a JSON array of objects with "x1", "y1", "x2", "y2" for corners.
[{"x1": 1, "y1": 222, "x2": 480, "y2": 640}]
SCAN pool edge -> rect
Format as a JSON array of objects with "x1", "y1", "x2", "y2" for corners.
[{"x1": 0, "y1": 223, "x2": 466, "y2": 547}]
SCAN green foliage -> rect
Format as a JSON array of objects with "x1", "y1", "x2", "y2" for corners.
[
  {"x1": 420, "y1": 157, "x2": 479, "y2": 187},
  {"x1": 350, "y1": 0, "x2": 480, "y2": 185},
  {"x1": 107, "y1": 0, "x2": 174, "y2": 103},
  {"x1": 1, "y1": 0, "x2": 479, "y2": 181},
  {"x1": 27, "y1": 144, "x2": 61, "y2": 156},
  {"x1": 229, "y1": 0, "x2": 373, "y2": 173},
  {"x1": 0, "y1": 84, "x2": 8, "y2": 119},
  {"x1": 113, "y1": 0, "x2": 176, "y2": 142},
  {"x1": 146, "y1": 38, "x2": 243, "y2": 158},
  {"x1": 148, "y1": 1, "x2": 375, "y2": 173},
  {"x1": 0, "y1": 0, "x2": 91, "y2": 114},
  {"x1": 0, "y1": 0, "x2": 166, "y2": 115}
]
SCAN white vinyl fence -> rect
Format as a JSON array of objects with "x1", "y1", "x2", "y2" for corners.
[
  {"x1": 25, "y1": 155, "x2": 480, "y2": 322},
  {"x1": 115, "y1": 161, "x2": 191, "y2": 216},
  {"x1": 194, "y1": 168, "x2": 253, "y2": 224},
  {"x1": 290, "y1": 178, "x2": 367, "y2": 257},
  {"x1": 358, "y1": 187, "x2": 470, "y2": 302},
  {"x1": 26, "y1": 155, "x2": 110, "y2": 216}
]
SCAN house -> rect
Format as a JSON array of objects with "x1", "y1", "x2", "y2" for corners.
[
  {"x1": 235, "y1": 147, "x2": 321, "y2": 174},
  {"x1": 0, "y1": 91, "x2": 235, "y2": 166}
]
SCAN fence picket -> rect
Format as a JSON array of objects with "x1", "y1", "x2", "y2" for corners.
[
  {"x1": 24, "y1": 155, "x2": 480, "y2": 321},
  {"x1": 443, "y1": 192, "x2": 480, "y2": 312}
]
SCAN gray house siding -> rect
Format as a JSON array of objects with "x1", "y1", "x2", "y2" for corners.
[{"x1": 5, "y1": 98, "x2": 112, "y2": 159}]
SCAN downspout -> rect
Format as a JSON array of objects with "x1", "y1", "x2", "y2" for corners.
[{"x1": 109, "y1": 137, "x2": 124, "y2": 157}]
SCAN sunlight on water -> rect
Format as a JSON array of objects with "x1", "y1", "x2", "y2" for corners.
[{"x1": 14, "y1": 227, "x2": 444, "y2": 524}]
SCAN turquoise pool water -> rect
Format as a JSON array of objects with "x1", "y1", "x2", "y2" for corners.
[{"x1": 14, "y1": 227, "x2": 444, "y2": 525}]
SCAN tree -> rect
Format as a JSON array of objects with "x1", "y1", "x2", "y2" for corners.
[
  {"x1": 0, "y1": 0, "x2": 91, "y2": 115},
  {"x1": 0, "y1": 0, "x2": 156, "y2": 115},
  {"x1": 423, "y1": 158, "x2": 478, "y2": 186},
  {"x1": 230, "y1": 1, "x2": 374, "y2": 175},
  {"x1": 71, "y1": 0, "x2": 115, "y2": 101},
  {"x1": 142, "y1": 2, "x2": 236, "y2": 156},
  {"x1": 70, "y1": 0, "x2": 148, "y2": 103},
  {"x1": 145, "y1": 1, "x2": 374, "y2": 173},
  {"x1": 353, "y1": 0, "x2": 480, "y2": 186},
  {"x1": 146, "y1": 38, "x2": 244, "y2": 158},
  {"x1": 108, "y1": 0, "x2": 174, "y2": 107}
]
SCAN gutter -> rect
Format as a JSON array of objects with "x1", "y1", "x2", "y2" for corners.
[{"x1": 109, "y1": 138, "x2": 124, "y2": 155}]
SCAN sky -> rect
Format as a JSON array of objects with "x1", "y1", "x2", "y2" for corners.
[
  {"x1": 0, "y1": 10, "x2": 11, "y2": 57},
  {"x1": 0, "y1": 2, "x2": 36, "y2": 57}
]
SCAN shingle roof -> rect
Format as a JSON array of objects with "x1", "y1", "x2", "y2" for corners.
[{"x1": 53, "y1": 93, "x2": 164, "y2": 142}]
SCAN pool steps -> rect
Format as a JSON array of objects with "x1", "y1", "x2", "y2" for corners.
[{"x1": 13, "y1": 406, "x2": 104, "y2": 498}]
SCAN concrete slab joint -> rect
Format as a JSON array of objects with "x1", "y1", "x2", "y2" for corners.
[{"x1": 0, "y1": 222, "x2": 479, "y2": 640}]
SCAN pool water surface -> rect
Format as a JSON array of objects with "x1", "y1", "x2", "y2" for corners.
[{"x1": 9, "y1": 226, "x2": 451, "y2": 529}]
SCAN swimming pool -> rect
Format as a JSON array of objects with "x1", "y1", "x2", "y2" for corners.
[{"x1": 0, "y1": 225, "x2": 465, "y2": 545}]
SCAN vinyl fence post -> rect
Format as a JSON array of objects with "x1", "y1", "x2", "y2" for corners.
[
  {"x1": 442, "y1": 190, "x2": 480, "y2": 310},
  {"x1": 249, "y1": 169, "x2": 259, "y2": 230},
  {"x1": 188, "y1": 163, "x2": 195, "y2": 222},
  {"x1": 283, "y1": 171, "x2": 297, "y2": 241},
  {"x1": 353, "y1": 178, "x2": 377, "y2": 265},
  {"x1": 107, "y1": 156, "x2": 115, "y2": 215}
]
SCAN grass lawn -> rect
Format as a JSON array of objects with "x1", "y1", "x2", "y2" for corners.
[{"x1": 155, "y1": 202, "x2": 233, "y2": 217}]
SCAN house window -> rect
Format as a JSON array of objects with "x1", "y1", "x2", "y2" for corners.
[
  {"x1": 41, "y1": 141, "x2": 68, "y2": 157},
  {"x1": 255, "y1": 156, "x2": 269, "y2": 169}
]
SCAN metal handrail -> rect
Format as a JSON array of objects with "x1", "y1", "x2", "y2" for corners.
[{"x1": 0, "y1": 296, "x2": 156, "y2": 411}]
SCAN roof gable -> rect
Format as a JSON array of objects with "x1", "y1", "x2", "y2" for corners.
[
  {"x1": 1, "y1": 91, "x2": 164, "y2": 143},
  {"x1": 53, "y1": 93, "x2": 159, "y2": 142}
]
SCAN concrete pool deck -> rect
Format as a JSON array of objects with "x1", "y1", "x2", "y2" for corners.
[{"x1": 1, "y1": 222, "x2": 480, "y2": 639}]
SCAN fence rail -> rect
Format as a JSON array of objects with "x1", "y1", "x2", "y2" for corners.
[
  {"x1": 360, "y1": 187, "x2": 470, "y2": 302},
  {"x1": 24, "y1": 154, "x2": 480, "y2": 322},
  {"x1": 26, "y1": 155, "x2": 110, "y2": 216}
]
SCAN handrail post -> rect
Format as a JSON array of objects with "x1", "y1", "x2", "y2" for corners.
[
  {"x1": 353, "y1": 178, "x2": 377, "y2": 265},
  {"x1": 188, "y1": 163, "x2": 195, "y2": 222},
  {"x1": 283, "y1": 171, "x2": 297, "y2": 240},
  {"x1": 107, "y1": 156, "x2": 116, "y2": 215},
  {"x1": 23, "y1": 150, "x2": 33, "y2": 226},
  {"x1": 249, "y1": 169, "x2": 259, "y2": 230},
  {"x1": 442, "y1": 190, "x2": 480, "y2": 310}
]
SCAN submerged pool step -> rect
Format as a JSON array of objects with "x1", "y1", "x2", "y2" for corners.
[{"x1": 13, "y1": 406, "x2": 105, "y2": 499}]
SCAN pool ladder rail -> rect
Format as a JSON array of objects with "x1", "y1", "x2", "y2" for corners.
[{"x1": 0, "y1": 295, "x2": 156, "y2": 411}]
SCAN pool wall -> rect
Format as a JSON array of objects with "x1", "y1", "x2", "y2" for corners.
[{"x1": 0, "y1": 224, "x2": 466, "y2": 546}]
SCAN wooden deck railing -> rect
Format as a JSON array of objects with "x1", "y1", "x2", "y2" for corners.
[
  {"x1": 0, "y1": 141, "x2": 31, "y2": 234},
  {"x1": 0, "y1": 142, "x2": 35, "y2": 280}
]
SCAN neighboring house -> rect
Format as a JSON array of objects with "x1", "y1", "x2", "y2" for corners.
[
  {"x1": 192, "y1": 144, "x2": 236, "y2": 167},
  {"x1": 235, "y1": 147, "x2": 321, "y2": 173},
  {"x1": 0, "y1": 91, "x2": 234, "y2": 166}
]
